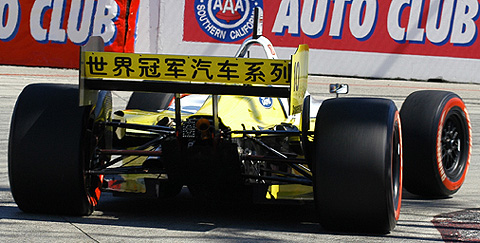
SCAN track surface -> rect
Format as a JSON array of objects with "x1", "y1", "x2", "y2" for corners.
[{"x1": 1, "y1": 66, "x2": 480, "y2": 242}]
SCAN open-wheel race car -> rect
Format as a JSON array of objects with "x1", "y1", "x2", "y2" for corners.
[{"x1": 8, "y1": 10, "x2": 472, "y2": 234}]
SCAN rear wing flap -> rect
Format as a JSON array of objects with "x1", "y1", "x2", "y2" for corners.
[{"x1": 80, "y1": 37, "x2": 308, "y2": 116}]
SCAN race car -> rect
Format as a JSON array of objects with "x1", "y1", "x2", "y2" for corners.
[{"x1": 8, "y1": 10, "x2": 472, "y2": 233}]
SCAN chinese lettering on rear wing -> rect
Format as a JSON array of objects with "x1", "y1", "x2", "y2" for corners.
[{"x1": 83, "y1": 52, "x2": 290, "y2": 85}]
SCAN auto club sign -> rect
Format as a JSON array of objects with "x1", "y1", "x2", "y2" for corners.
[
  {"x1": 185, "y1": 0, "x2": 480, "y2": 59},
  {"x1": 0, "y1": 0, "x2": 137, "y2": 68}
]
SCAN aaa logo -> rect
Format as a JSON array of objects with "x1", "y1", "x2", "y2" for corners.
[{"x1": 194, "y1": 0, "x2": 263, "y2": 42}]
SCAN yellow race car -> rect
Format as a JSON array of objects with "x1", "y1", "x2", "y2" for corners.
[{"x1": 8, "y1": 11, "x2": 472, "y2": 233}]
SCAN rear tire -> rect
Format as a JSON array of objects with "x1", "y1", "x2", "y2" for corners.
[
  {"x1": 313, "y1": 98, "x2": 402, "y2": 233},
  {"x1": 400, "y1": 91, "x2": 471, "y2": 197},
  {"x1": 9, "y1": 84, "x2": 111, "y2": 215}
]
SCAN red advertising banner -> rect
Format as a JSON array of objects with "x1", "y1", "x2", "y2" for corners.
[
  {"x1": 0, "y1": 0, "x2": 139, "y2": 69},
  {"x1": 184, "y1": 0, "x2": 480, "y2": 60}
]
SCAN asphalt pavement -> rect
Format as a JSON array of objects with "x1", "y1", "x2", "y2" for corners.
[{"x1": 0, "y1": 65, "x2": 479, "y2": 242}]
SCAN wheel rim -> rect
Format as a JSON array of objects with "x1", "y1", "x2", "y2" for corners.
[{"x1": 441, "y1": 109, "x2": 467, "y2": 182}]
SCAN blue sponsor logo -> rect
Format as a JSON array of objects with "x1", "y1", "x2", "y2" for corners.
[
  {"x1": 194, "y1": 0, "x2": 263, "y2": 42},
  {"x1": 259, "y1": 97, "x2": 273, "y2": 109}
]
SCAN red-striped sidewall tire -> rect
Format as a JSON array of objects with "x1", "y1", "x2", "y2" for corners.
[
  {"x1": 435, "y1": 97, "x2": 471, "y2": 191},
  {"x1": 313, "y1": 98, "x2": 403, "y2": 233},
  {"x1": 400, "y1": 91, "x2": 471, "y2": 197},
  {"x1": 393, "y1": 111, "x2": 403, "y2": 221},
  {"x1": 9, "y1": 84, "x2": 111, "y2": 215}
]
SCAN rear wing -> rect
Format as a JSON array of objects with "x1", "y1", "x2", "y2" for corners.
[{"x1": 80, "y1": 37, "x2": 308, "y2": 116}]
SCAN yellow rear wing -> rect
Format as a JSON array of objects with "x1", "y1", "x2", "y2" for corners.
[{"x1": 80, "y1": 37, "x2": 308, "y2": 115}]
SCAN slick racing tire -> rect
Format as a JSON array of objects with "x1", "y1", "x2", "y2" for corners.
[
  {"x1": 400, "y1": 91, "x2": 471, "y2": 197},
  {"x1": 126, "y1": 92, "x2": 174, "y2": 112},
  {"x1": 9, "y1": 84, "x2": 112, "y2": 215},
  {"x1": 313, "y1": 98, "x2": 402, "y2": 233}
]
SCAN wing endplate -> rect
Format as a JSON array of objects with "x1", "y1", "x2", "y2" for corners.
[{"x1": 289, "y1": 44, "x2": 309, "y2": 115}]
